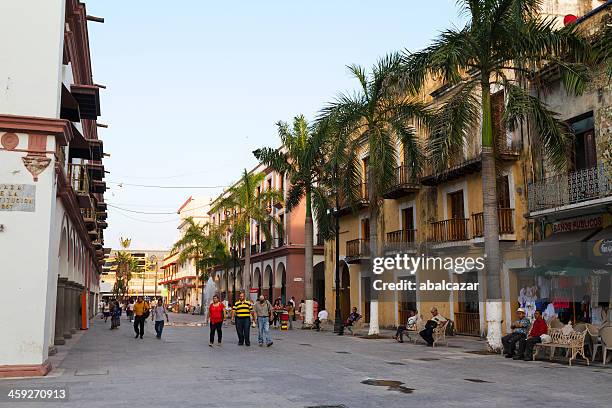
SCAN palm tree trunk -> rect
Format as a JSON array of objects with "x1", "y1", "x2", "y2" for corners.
[
  {"x1": 368, "y1": 200, "x2": 380, "y2": 336},
  {"x1": 304, "y1": 189, "x2": 314, "y2": 326},
  {"x1": 481, "y1": 78, "x2": 503, "y2": 351},
  {"x1": 244, "y1": 232, "x2": 251, "y2": 298}
]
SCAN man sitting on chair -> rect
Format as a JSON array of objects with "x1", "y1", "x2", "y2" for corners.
[
  {"x1": 419, "y1": 307, "x2": 446, "y2": 347},
  {"x1": 344, "y1": 307, "x2": 361, "y2": 335},
  {"x1": 502, "y1": 308, "x2": 530, "y2": 358}
]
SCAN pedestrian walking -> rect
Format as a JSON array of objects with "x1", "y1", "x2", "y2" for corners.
[
  {"x1": 151, "y1": 299, "x2": 169, "y2": 339},
  {"x1": 298, "y1": 299, "x2": 305, "y2": 321},
  {"x1": 103, "y1": 301, "x2": 110, "y2": 322},
  {"x1": 209, "y1": 295, "x2": 225, "y2": 347},
  {"x1": 133, "y1": 296, "x2": 150, "y2": 339},
  {"x1": 127, "y1": 300, "x2": 134, "y2": 322},
  {"x1": 232, "y1": 291, "x2": 254, "y2": 346},
  {"x1": 110, "y1": 301, "x2": 121, "y2": 330},
  {"x1": 255, "y1": 295, "x2": 273, "y2": 347},
  {"x1": 289, "y1": 296, "x2": 296, "y2": 321}
]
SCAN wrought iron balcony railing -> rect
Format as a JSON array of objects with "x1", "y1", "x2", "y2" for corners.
[
  {"x1": 528, "y1": 165, "x2": 612, "y2": 213},
  {"x1": 471, "y1": 208, "x2": 514, "y2": 238},
  {"x1": 385, "y1": 229, "x2": 417, "y2": 252}
]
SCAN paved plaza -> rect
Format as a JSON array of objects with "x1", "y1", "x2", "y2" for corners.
[{"x1": 1, "y1": 314, "x2": 610, "y2": 408}]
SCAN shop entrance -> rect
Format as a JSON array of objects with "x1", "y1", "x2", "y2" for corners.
[{"x1": 455, "y1": 271, "x2": 480, "y2": 336}]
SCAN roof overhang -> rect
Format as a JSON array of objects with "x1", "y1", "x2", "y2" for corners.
[{"x1": 70, "y1": 84, "x2": 101, "y2": 119}]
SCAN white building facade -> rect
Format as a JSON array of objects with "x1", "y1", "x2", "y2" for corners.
[{"x1": 0, "y1": 0, "x2": 107, "y2": 377}]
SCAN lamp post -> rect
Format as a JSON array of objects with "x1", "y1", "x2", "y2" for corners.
[{"x1": 333, "y1": 186, "x2": 344, "y2": 335}]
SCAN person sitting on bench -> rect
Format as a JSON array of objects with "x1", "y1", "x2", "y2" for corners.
[
  {"x1": 515, "y1": 309, "x2": 547, "y2": 361},
  {"x1": 502, "y1": 308, "x2": 530, "y2": 358},
  {"x1": 419, "y1": 307, "x2": 446, "y2": 347},
  {"x1": 394, "y1": 310, "x2": 418, "y2": 343},
  {"x1": 344, "y1": 307, "x2": 361, "y2": 334},
  {"x1": 314, "y1": 309, "x2": 328, "y2": 331}
]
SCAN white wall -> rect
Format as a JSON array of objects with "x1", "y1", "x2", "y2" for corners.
[
  {"x1": 0, "y1": 134, "x2": 57, "y2": 365},
  {"x1": 0, "y1": 0, "x2": 66, "y2": 118}
]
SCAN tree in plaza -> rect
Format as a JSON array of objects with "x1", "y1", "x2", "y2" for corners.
[
  {"x1": 172, "y1": 217, "x2": 210, "y2": 308},
  {"x1": 113, "y1": 237, "x2": 138, "y2": 300},
  {"x1": 253, "y1": 115, "x2": 329, "y2": 326},
  {"x1": 319, "y1": 52, "x2": 431, "y2": 335},
  {"x1": 401, "y1": 0, "x2": 592, "y2": 349},
  {"x1": 212, "y1": 169, "x2": 283, "y2": 296}
]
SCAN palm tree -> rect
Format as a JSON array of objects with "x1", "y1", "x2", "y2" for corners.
[
  {"x1": 401, "y1": 0, "x2": 591, "y2": 349},
  {"x1": 320, "y1": 53, "x2": 431, "y2": 335},
  {"x1": 113, "y1": 237, "x2": 137, "y2": 300},
  {"x1": 253, "y1": 115, "x2": 329, "y2": 325},
  {"x1": 172, "y1": 217, "x2": 209, "y2": 307},
  {"x1": 212, "y1": 169, "x2": 283, "y2": 296}
]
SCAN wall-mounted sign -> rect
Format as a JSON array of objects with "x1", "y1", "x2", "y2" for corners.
[
  {"x1": 552, "y1": 215, "x2": 602, "y2": 234},
  {"x1": 293, "y1": 277, "x2": 303, "y2": 282},
  {"x1": 0, "y1": 183, "x2": 35, "y2": 212}
]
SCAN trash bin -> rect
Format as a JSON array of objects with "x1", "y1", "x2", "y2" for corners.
[{"x1": 280, "y1": 311, "x2": 289, "y2": 331}]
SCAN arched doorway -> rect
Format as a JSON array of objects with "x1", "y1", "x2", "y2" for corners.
[
  {"x1": 264, "y1": 265, "x2": 273, "y2": 300},
  {"x1": 276, "y1": 263, "x2": 286, "y2": 304},
  {"x1": 313, "y1": 261, "x2": 326, "y2": 310},
  {"x1": 254, "y1": 267, "x2": 262, "y2": 296},
  {"x1": 340, "y1": 261, "x2": 351, "y2": 321}
]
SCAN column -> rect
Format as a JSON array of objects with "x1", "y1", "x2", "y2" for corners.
[
  {"x1": 76, "y1": 284, "x2": 83, "y2": 330},
  {"x1": 62, "y1": 282, "x2": 73, "y2": 339},
  {"x1": 54, "y1": 278, "x2": 67, "y2": 345},
  {"x1": 70, "y1": 284, "x2": 78, "y2": 333}
]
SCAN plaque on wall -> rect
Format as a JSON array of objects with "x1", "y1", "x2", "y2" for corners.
[{"x1": 0, "y1": 184, "x2": 36, "y2": 212}]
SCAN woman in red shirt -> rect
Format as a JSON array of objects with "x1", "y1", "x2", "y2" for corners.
[{"x1": 209, "y1": 295, "x2": 225, "y2": 347}]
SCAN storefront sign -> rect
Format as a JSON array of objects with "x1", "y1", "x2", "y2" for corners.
[
  {"x1": 0, "y1": 183, "x2": 35, "y2": 211},
  {"x1": 552, "y1": 215, "x2": 602, "y2": 234},
  {"x1": 593, "y1": 239, "x2": 612, "y2": 257}
]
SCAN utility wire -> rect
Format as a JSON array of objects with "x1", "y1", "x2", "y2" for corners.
[
  {"x1": 107, "y1": 204, "x2": 175, "y2": 215},
  {"x1": 110, "y1": 207, "x2": 179, "y2": 224},
  {"x1": 108, "y1": 181, "x2": 228, "y2": 189}
]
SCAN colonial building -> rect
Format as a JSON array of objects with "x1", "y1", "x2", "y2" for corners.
[
  {"x1": 0, "y1": 1, "x2": 107, "y2": 376},
  {"x1": 323, "y1": 0, "x2": 611, "y2": 334},
  {"x1": 101, "y1": 249, "x2": 167, "y2": 299},
  {"x1": 159, "y1": 196, "x2": 211, "y2": 310},
  {"x1": 208, "y1": 163, "x2": 324, "y2": 306}
]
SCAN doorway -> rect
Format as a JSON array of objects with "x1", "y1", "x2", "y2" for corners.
[
  {"x1": 455, "y1": 271, "x2": 480, "y2": 336},
  {"x1": 313, "y1": 262, "x2": 325, "y2": 310},
  {"x1": 340, "y1": 262, "x2": 351, "y2": 321},
  {"x1": 362, "y1": 276, "x2": 371, "y2": 323}
]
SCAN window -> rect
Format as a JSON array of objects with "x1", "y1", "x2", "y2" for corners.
[
  {"x1": 569, "y1": 113, "x2": 596, "y2": 171},
  {"x1": 448, "y1": 190, "x2": 464, "y2": 219}
]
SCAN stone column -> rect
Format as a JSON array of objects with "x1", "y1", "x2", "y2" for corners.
[
  {"x1": 62, "y1": 281, "x2": 73, "y2": 339},
  {"x1": 70, "y1": 284, "x2": 78, "y2": 333},
  {"x1": 54, "y1": 278, "x2": 67, "y2": 345},
  {"x1": 75, "y1": 284, "x2": 83, "y2": 330}
]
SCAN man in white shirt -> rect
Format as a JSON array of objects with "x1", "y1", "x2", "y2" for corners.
[
  {"x1": 419, "y1": 307, "x2": 446, "y2": 346},
  {"x1": 151, "y1": 299, "x2": 169, "y2": 339},
  {"x1": 314, "y1": 309, "x2": 328, "y2": 331}
]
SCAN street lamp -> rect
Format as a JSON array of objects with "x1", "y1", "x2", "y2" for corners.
[{"x1": 332, "y1": 190, "x2": 344, "y2": 335}]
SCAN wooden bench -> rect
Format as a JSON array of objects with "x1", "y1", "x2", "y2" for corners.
[{"x1": 533, "y1": 328, "x2": 589, "y2": 366}]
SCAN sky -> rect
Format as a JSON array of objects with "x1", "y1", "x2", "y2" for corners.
[{"x1": 86, "y1": 0, "x2": 466, "y2": 251}]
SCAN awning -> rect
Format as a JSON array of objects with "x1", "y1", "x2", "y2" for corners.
[
  {"x1": 533, "y1": 228, "x2": 599, "y2": 262},
  {"x1": 60, "y1": 85, "x2": 80, "y2": 122},
  {"x1": 70, "y1": 84, "x2": 101, "y2": 119},
  {"x1": 589, "y1": 226, "x2": 612, "y2": 265}
]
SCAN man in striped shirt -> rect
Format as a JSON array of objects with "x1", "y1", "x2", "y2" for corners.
[{"x1": 232, "y1": 291, "x2": 255, "y2": 346}]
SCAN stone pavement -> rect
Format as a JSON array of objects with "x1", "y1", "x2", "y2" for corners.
[{"x1": 0, "y1": 314, "x2": 610, "y2": 408}]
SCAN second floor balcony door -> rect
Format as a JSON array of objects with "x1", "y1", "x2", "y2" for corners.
[
  {"x1": 401, "y1": 207, "x2": 414, "y2": 242},
  {"x1": 361, "y1": 218, "x2": 370, "y2": 241},
  {"x1": 570, "y1": 113, "x2": 596, "y2": 172}
]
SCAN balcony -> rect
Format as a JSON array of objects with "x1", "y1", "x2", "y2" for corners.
[
  {"x1": 429, "y1": 218, "x2": 469, "y2": 243},
  {"x1": 338, "y1": 182, "x2": 369, "y2": 216},
  {"x1": 383, "y1": 165, "x2": 420, "y2": 199},
  {"x1": 421, "y1": 141, "x2": 520, "y2": 186},
  {"x1": 385, "y1": 229, "x2": 417, "y2": 252},
  {"x1": 471, "y1": 208, "x2": 515, "y2": 238},
  {"x1": 346, "y1": 238, "x2": 370, "y2": 263},
  {"x1": 68, "y1": 164, "x2": 91, "y2": 208},
  {"x1": 528, "y1": 165, "x2": 612, "y2": 215},
  {"x1": 81, "y1": 206, "x2": 96, "y2": 229}
]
